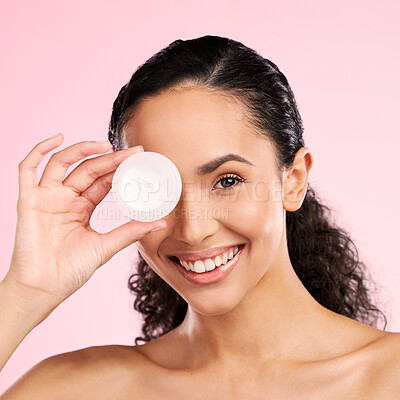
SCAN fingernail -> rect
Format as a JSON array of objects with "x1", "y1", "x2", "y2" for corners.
[
  {"x1": 151, "y1": 224, "x2": 166, "y2": 232},
  {"x1": 125, "y1": 145, "x2": 143, "y2": 151},
  {"x1": 50, "y1": 133, "x2": 62, "y2": 139}
]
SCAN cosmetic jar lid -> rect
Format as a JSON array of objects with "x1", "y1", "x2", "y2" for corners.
[{"x1": 112, "y1": 151, "x2": 182, "y2": 222}]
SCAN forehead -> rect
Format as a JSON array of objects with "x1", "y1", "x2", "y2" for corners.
[
  {"x1": 122, "y1": 86, "x2": 276, "y2": 175},
  {"x1": 124, "y1": 86, "x2": 249, "y2": 143}
]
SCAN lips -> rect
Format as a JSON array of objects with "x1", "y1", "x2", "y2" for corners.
[
  {"x1": 168, "y1": 244, "x2": 243, "y2": 263},
  {"x1": 172, "y1": 244, "x2": 242, "y2": 272},
  {"x1": 168, "y1": 244, "x2": 246, "y2": 285}
]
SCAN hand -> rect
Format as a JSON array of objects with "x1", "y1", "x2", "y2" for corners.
[{"x1": 4, "y1": 134, "x2": 167, "y2": 313}]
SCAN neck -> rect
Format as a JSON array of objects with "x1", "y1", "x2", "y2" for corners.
[{"x1": 174, "y1": 234, "x2": 357, "y2": 369}]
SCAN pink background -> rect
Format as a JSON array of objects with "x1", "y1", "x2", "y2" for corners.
[{"x1": 1, "y1": 0, "x2": 399, "y2": 392}]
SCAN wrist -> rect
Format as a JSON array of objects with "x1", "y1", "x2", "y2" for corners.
[{"x1": 0, "y1": 276, "x2": 58, "y2": 330}]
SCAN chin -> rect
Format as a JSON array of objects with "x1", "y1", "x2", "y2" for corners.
[{"x1": 181, "y1": 287, "x2": 246, "y2": 317}]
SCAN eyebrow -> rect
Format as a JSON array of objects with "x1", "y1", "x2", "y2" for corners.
[{"x1": 196, "y1": 153, "x2": 254, "y2": 175}]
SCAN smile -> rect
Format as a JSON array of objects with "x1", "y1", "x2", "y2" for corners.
[
  {"x1": 176, "y1": 244, "x2": 240, "y2": 272},
  {"x1": 168, "y1": 244, "x2": 246, "y2": 285}
]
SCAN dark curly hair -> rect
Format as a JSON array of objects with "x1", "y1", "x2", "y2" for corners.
[{"x1": 108, "y1": 35, "x2": 388, "y2": 345}]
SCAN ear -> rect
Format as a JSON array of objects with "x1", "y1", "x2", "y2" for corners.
[{"x1": 282, "y1": 147, "x2": 314, "y2": 212}]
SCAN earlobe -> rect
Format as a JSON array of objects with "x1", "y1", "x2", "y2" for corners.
[{"x1": 282, "y1": 147, "x2": 314, "y2": 212}]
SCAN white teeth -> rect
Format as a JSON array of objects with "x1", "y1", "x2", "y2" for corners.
[
  {"x1": 176, "y1": 245, "x2": 241, "y2": 273},
  {"x1": 180, "y1": 260, "x2": 190, "y2": 270},
  {"x1": 204, "y1": 258, "x2": 216, "y2": 272},
  {"x1": 193, "y1": 260, "x2": 206, "y2": 273}
]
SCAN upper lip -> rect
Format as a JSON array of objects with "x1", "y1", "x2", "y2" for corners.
[{"x1": 168, "y1": 244, "x2": 243, "y2": 262}]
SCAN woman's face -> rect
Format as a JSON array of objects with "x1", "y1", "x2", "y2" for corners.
[{"x1": 122, "y1": 85, "x2": 288, "y2": 316}]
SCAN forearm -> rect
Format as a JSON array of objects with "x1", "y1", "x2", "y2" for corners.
[{"x1": 0, "y1": 278, "x2": 54, "y2": 373}]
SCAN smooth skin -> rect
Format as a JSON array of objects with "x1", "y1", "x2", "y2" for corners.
[
  {"x1": 1, "y1": 85, "x2": 400, "y2": 399},
  {"x1": 0, "y1": 136, "x2": 168, "y2": 396}
]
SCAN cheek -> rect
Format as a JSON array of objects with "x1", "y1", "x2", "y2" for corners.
[
  {"x1": 135, "y1": 236, "x2": 161, "y2": 268},
  {"x1": 135, "y1": 239, "x2": 171, "y2": 284},
  {"x1": 217, "y1": 179, "x2": 284, "y2": 242}
]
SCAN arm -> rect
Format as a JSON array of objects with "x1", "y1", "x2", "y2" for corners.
[
  {"x1": 0, "y1": 134, "x2": 165, "y2": 395},
  {"x1": 0, "y1": 279, "x2": 56, "y2": 373}
]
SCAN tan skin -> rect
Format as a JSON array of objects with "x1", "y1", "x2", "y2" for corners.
[{"x1": 1, "y1": 84, "x2": 400, "y2": 399}]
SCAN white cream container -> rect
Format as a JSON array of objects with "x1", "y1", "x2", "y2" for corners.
[{"x1": 112, "y1": 151, "x2": 182, "y2": 222}]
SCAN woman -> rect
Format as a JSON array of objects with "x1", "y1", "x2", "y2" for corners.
[{"x1": 1, "y1": 35, "x2": 399, "y2": 398}]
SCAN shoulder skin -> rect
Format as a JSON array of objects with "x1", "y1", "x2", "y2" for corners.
[{"x1": 0, "y1": 345, "x2": 145, "y2": 400}]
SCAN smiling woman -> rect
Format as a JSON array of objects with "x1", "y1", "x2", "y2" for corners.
[
  {"x1": 1, "y1": 35, "x2": 400, "y2": 399},
  {"x1": 105, "y1": 35, "x2": 399, "y2": 397},
  {"x1": 109, "y1": 36, "x2": 388, "y2": 339}
]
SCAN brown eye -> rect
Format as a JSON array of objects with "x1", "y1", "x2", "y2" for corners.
[{"x1": 213, "y1": 174, "x2": 245, "y2": 190}]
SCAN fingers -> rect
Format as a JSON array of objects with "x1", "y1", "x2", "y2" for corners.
[
  {"x1": 98, "y1": 219, "x2": 167, "y2": 264},
  {"x1": 80, "y1": 170, "x2": 114, "y2": 210},
  {"x1": 18, "y1": 133, "x2": 64, "y2": 191},
  {"x1": 38, "y1": 140, "x2": 113, "y2": 187},
  {"x1": 62, "y1": 145, "x2": 143, "y2": 194}
]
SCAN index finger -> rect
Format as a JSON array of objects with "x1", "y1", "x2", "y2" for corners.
[
  {"x1": 18, "y1": 134, "x2": 64, "y2": 191},
  {"x1": 38, "y1": 140, "x2": 113, "y2": 187}
]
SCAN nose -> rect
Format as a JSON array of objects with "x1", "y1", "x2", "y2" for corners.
[{"x1": 171, "y1": 187, "x2": 219, "y2": 246}]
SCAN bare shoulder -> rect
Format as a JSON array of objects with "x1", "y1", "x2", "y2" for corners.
[
  {"x1": 0, "y1": 345, "x2": 146, "y2": 400},
  {"x1": 375, "y1": 331, "x2": 400, "y2": 371},
  {"x1": 360, "y1": 331, "x2": 400, "y2": 397}
]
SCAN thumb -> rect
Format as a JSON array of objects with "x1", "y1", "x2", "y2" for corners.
[{"x1": 98, "y1": 219, "x2": 167, "y2": 262}]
